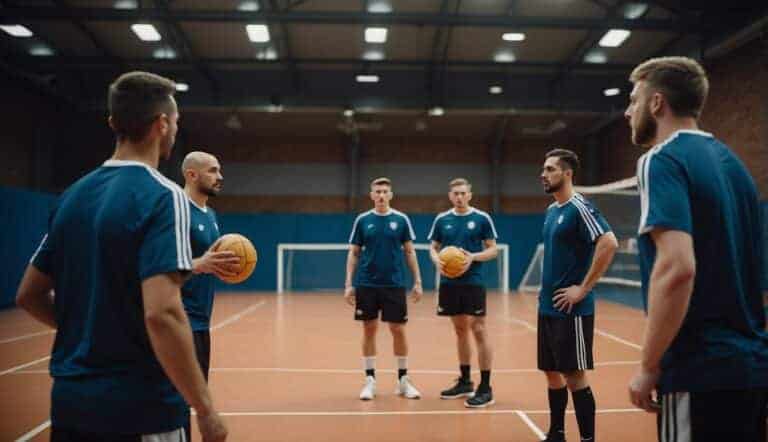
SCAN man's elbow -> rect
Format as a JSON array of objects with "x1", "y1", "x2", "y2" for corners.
[{"x1": 15, "y1": 290, "x2": 31, "y2": 311}]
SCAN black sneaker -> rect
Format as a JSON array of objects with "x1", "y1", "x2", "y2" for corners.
[
  {"x1": 464, "y1": 387, "x2": 494, "y2": 408},
  {"x1": 543, "y1": 430, "x2": 566, "y2": 441},
  {"x1": 440, "y1": 378, "x2": 475, "y2": 399}
]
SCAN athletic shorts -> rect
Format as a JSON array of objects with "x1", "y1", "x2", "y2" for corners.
[
  {"x1": 437, "y1": 284, "x2": 486, "y2": 316},
  {"x1": 537, "y1": 314, "x2": 594, "y2": 372},
  {"x1": 354, "y1": 286, "x2": 407, "y2": 323}
]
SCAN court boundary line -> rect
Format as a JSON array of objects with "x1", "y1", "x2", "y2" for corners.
[
  {"x1": 208, "y1": 408, "x2": 644, "y2": 417},
  {"x1": 0, "y1": 330, "x2": 55, "y2": 345},
  {"x1": 0, "y1": 356, "x2": 51, "y2": 377},
  {"x1": 210, "y1": 300, "x2": 268, "y2": 331},
  {"x1": 515, "y1": 410, "x2": 547, "y2": 439},
  {"x1": 14, "y1": 419, "x2": 50, "y2": 442}
]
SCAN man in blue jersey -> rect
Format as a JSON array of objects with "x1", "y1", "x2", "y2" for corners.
[
  {"x1": 625, "y1": 56, "x2": 768, "y2": 441},
  {"x1": 345, "y1": 177, "x2": 423, "y2": 401},
  {"x1": 15, "y1": 72, "x2": 227, "y2": 442},
  {"x1": 538, "y1": 149, "x2": 618, "y2": 442},
  {"x1": 428, "y1": 178, "x2": 499, "y2": 408},
  {"x1": 181, "y1": 151, "x2": 240, "y2": 382}
]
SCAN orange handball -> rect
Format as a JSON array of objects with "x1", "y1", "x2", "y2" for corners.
[
  {"x1": 439, "y1": 246, "x2": 467, "y2": 279},
  {"x1": 215, "y1": 233, "x2": 257, "y2": 284}
]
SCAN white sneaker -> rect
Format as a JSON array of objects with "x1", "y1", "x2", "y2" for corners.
[
  {"x1": 359, "y1": 376, "x2": 376, "y2": 400},
  {"x1": 395, "y1": 375, "x2": 421, "y2": 399}
]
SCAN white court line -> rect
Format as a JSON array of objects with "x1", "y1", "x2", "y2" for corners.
[
  {"x1": 0, "y1": 356, "x2": 50, "y2": 377},
  {"x1": 15, "y1": 360, "x2": 640, "y2": 375},
  {"x1": 515, "y1": 410, "x2": 547, "y2": 440},
  {"x1": 209, "y1": 408, "x2": 644, "y2": 417},
  {"x1": 504, "y1": 315, "x2": 642, "y2": 351},
  {"x1": 14, "y1": 419, "x2": 50, "y2": 442},
  {"x1": 0, "y1": 330, "x2": 54, "y2": 345},
  {"x1": 210, "y1": 300, "x2": 268, "y2": 331}
]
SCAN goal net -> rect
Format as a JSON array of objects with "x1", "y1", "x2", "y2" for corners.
[{"x1": 277, "y1": 243, "x2": 510, "y2": 294}]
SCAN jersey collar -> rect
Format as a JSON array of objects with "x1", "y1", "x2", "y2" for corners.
[
  {"x1": 451, "y1": 207, "x2": 475, "y2": 216},
  {"x1": 653, "y1": 129, "x2": 714, "y2": 152}
]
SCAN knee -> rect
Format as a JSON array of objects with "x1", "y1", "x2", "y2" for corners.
[
  {"x1": 363, "y1": 321, "x2": 378, "y2": 336},
  {"x1": 453, "y1": 323, "x2": 470, "y2": 336},
  {"x1": 563, "y1": 371, "x2": 587, "y2": 389},
  {"x1": 470, "y1": 321, "x2": 486, "y2": 337},
  {"x1": 388, "y1": 323, "x2": 405, "y2": 336}
]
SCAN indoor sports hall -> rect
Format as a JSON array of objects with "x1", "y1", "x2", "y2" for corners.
[{"x1": 1, "y1": 2, "x2": 767, "y2": 441}]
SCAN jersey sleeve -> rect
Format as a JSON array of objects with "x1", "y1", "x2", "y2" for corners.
[
  {"x1": 572, "y1": 197, "x2": 610, "y2": 243},
  {"x1": 349, "y1": 214, "x2": 364, "y2": 246},
  {"x1": 30, "y1": 233, "x2": 53, "y2": 275},
  {"x1": 638, "y1": 152, "x2": 692, "y2": 235},
  {"x1": 427, "y1": 216, "x2": 442, "y2": 242},
  {"x1": 482, "y1": 214, "x2": 499, "y2": 241},
  {"x1": 138, "y1": 189, "x2": 194, "y2": 280},
  {"x1": 400, "y1": 214, "x2": 416, "y2": 243}
]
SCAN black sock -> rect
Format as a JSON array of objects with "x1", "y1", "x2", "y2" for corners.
[
  {"x1": 479, "y1": 370, "x2": 491, "y2": 391},
  {"x1": 460, "y1": 364, "x2": 471, "y2": 382},
  {"x1": 572, "y1": 386, "x2": 595, "y2": 441},
  {"x1": 365, "y1": 369, "x2": 375, "y2": 378},
  {"x1": 548, "y1": 387, "x2": 568, "y2": 436},
  {"x1": 398, "y1": 368, "x2": 407, "y2": 379}
]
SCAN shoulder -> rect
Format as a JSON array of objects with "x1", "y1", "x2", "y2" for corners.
[
  {"x1": 432, "y1": 209, "x2": 452, "y2": 223},
  {"x1": 390, "y1": 209, "x2": 412, "y2": 222},
  {"x1": 472, "y1": 208, "x2": 494, "y2": 223}
]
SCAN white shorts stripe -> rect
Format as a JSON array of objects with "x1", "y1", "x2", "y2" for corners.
[{"x1": 141, "y1": 427, "x2": 184, "y2": 442}]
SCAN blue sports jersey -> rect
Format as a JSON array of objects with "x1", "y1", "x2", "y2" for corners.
[
  {"x1": 637, "y1": 130, "x2": 768, "y2": 394},
  {"x1": 31, "y1": 159, "x2": 192, "y2": 434},
  {"x1": 427, "y1": 207, "x2": 498, "y2": 286},
  {"x1": 182, "y1": 201, "x2": 220, "y2": 331},
  {"x1": 349, "y1": 209, "x2": 415, "y2": 288},
  {"x1": 540, "y1": 194, "x2": 611, "y2": 317}
]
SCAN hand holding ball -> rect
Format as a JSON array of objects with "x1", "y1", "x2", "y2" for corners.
[{"x1": 214, "y1": 234, "x2": 257, "y2": 284}]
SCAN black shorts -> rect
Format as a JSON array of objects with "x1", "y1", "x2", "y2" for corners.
[
  {"x1": 657, "y1": 389, "x2": 768, "y2": 442},
  {"x1": 537, "y1": 315, "x2": 594, "y2": 372},
  {"x1": 52, "y1": 427, "x2": 185, "y2": 442},
  {"x1": 355, "y1": 286, "x2": 407, "y2": 323},
  {"x1": 437, "y1": 284, "x2": 486, "y2": 316},
  {"x1": 192, "y1": 330, "x2": 211, "y2": 381}
]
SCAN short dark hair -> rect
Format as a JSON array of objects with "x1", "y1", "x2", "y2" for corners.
[
  {"x1": 545, "y1": 148, "x2": 580, "y2": 173},
  {"x1": 629, "y1": 56, "x2": 709, "y2": 119},
  {"x1": 108, "y1": 71, "x2": 177, "y2": 143}
]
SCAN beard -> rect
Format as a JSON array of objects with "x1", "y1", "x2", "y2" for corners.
[
  {"x1": 632, "y1": 103, "x2": 657, "y2": 147},
  {"x1": 543, "y1": 180, "x2": 563, "y2": 194},
  {"x1": 199, "y1": 182, "x2": 221, "y2": 197}
]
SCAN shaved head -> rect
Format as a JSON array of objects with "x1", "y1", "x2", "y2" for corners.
[
  {"x1": 182, "y1": 151, "x2": 223, "y2": 198},
  {"x1": 182, "y1": 151, "x2": 217, "y2": 173}
]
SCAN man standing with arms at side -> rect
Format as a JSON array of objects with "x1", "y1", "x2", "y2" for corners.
[
  {"x1": 538, "y1": 149, "x2": 618, "y2": 442},
  {"x1": 626, "y1": 56, "x2": 768, "y2": 442},
  {"x1": 16, "y1": 72, "x2": 227, "y2": 442}
]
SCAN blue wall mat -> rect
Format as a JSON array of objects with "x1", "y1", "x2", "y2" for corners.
[{"x1": 0, "y1": 187, "x2": 56, "y2": 308}]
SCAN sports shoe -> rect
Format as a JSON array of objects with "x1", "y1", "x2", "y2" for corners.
[
  {"x1": 440, "y1": 378, "x2": 475, "y2": 399},
  {"x1": 359, "y1": 375, "x2": 376, "y2": 400},
  {"x1": 464, "y1": 387, "x2": 494, "y2": 408},
  {"x1": 543, "y1": 429, "x2": 566, "y2": 441},
  {"x1": 395, "y1": 375, "x2": 421, "y2": 399}
]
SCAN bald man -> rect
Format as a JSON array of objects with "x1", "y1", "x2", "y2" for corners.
[{"x1": 182, "y1": 151, "x2": 239, "y2": 381}]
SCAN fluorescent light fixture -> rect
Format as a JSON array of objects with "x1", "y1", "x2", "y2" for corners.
[
  {"x1": 0, "y1": 25, "x2": 34, "y2": 37},
  {"x1": 489, "y1": 85, "x2": 503, "y2": 95},
  {"x1": 131, "y1": 24, "x2": 162, "y2": 41},
  {"x1": 343, "y1": 108, "x2": 355, "y2": 117},
  {"x1": 29, "y1": 44, "x2": 54, "y2": 56},
  {"x1": 603, "y1": 87, "x2": 621, "y2": 96},
  {"x1": 584, "y1": 49, "x2": 607, "y2": 64},
  {"x1": 363, "y1": 48, "x2": 385, "y2": 61},
  {"x1": 246, "y1": 24, "x2": 270, "y2": 43},
  {"x1": 175, "y1": 82, "x2": 189, "y2": 92},
  {"x1": 153, "y1": 47, "x2": 177, "y2": 59},
  {"x1": 256, "y1": 47, "x2": 278, "y2": 60},
  {"x1": 365, "y1": 27, "x2": 388, "y2": 43},
  {"x1": 623, "y1": 3, "x2": 648, "y2": 19},
  {"x1": 428, "y1": 107, "x2": 444, "y2": 116},
  {"x1": 599, "y1": 29, "x2": 631, "y2": 47},
  {"x1": 493, "y1": 50, "x2": 516, "y2": 63},
  {"x1": 367, "y1": 0, "x2": 392, "y2": 13},
  {"x1": 356, "y1": 74, "x2": 380, "y2": 83},
  {"x1": 502, "y1": 32, "x2": 525, "y2": 42},
  {"x1": 114, "y1": 0, "x2": 138, "y2": 9},
  {"x1": 238, "y1": 1, "x2": 260, "y2": 11},
  {"x1": 268, "y1": 104, "x2": 284, "y2": 113}
]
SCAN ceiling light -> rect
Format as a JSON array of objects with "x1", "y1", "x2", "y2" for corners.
[
  {"x1": 153, "y1": 47, "x2": 177, "y2": 59},
  {"x1": 365, "y1": 27, "x2": 388, "y2": 43},
  {"x1": 343, "y1": 108, "x2": 355, "y2": 117},
  {"x1": 356, "y1": 74, "x2": 379, "y2": 83},
  {"x1": 238, "y1": 1, "x2": 260, "y2": 11},
  {"x1": 623, "y1": 3, "x2": 648, "y2": 19},
  {"x1": 246, "y1": 24, "x2": 270, "y2": 43},
  {"x1": 502, "y1": 32, "x2": 525, "y2": 42},
  {"x1": 603, "y1": 88, "x2": 621, "y2": 96},
  {"x1": 489, "y1": 85, "x2": 503, "y2": 94},
  {"x1": 367, "y1": 0, "x2": 392, "y2": 13},
  {"x1": 493, "y1": 50, "x2": 516, "y2": 63},
  {"x1": 428, "y1": 107, "x2": 444, "y2": 116},
  {"x1": 599, "y1": 29, "x2": 631, "y2": 47},
  {"x1": 256, "y1": 47, "x2": 278, "y2": 60},
  {"x1": 175, "y1": 83, "x2": 189, "y2": 92},
  {"x1": 131, "y1": 24, "x2": 162, "y2": 41},
  {"x1": 29, "y1": 44, "x2": 54, "y2": 56},
  {"x1": 584, "y1": 49, "x2": 607, "y2": 64},
  {"x1": 363, "y1": 48, "x2": 385, "y2": 61},
  {"x1": 114, "y1": 0, "x2": 138, "y2": 9},
  {"x1": 0, "y1": 25, "x2": 33, "y2": 38}
]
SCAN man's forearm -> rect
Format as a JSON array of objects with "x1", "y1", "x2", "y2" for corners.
[{"x1": 580, "y1": 233, "x2": 618, "y2": 292}]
